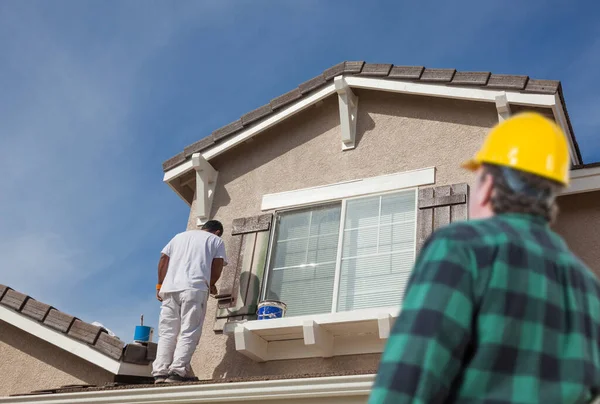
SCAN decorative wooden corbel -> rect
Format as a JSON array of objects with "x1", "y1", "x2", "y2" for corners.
[
  {"x1": 334, "y1": 76, "x2": 359, "y2": 150},
  {"x1": 191, "y1": 153, "x2": 218, "y2": 226},
  {"x1": 495, "y1": 92, "x2": 511, "y2": 122}
]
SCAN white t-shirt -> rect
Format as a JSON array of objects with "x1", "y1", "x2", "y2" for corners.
[{"x1": 159, "y1": 230, "x2": 227, "y2": 296}]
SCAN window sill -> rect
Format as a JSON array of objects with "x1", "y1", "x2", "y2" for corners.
[{"x1": 223, "y1": 307, "x2": 400, "y2": 362}]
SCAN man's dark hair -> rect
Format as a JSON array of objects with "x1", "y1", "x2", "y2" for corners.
[
  {"x1": 201, "y1": 220, "x2": 224, "y2": 235},
  {"x1": 482, "y1": 163, "x2": 564, "y2": 223}
]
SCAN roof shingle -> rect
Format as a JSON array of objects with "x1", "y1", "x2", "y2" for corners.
[
  {"x1": 270, "y1": 88, "x2": 303, "y2": 110},
  {"x1": 44, "y1": 308, "x2": 76, "y2": 333},
  {"x1": 487, "y1": 74, "x2": 529, "y2": 90},
  {"x1": 524, "y1": 79, "x2": 560, "y2": 94},
  {"x1": 359, "y1": 63, "x2": 393, "y2": 77},
  {"x1": 450, "y1": 71, "x2": 491, "y2": 86},
  {"x1": 388, "y1": 65, "x2": 424, "y2": 80},
  {"x1": 241, "y1": 104, "x2": 273, "y2": 125},
  {"x1": 1, "y1": 289, "x2": 29, "y2": 311},
  {"x1": 212, "y1": 119, "x2": 244, "y2": 141},
  {"x1": 298, "y1": 74, "x2": 327, "y2": 94},
  {"x1": 420, "y1": 68, "x2": 456, "y2": 82},
  {"x1": 184, "y1": 136, "x2": 215, "y2": 158},
  {"x1": 21, "y1": 299, "x2": 52, "y2": 322}
]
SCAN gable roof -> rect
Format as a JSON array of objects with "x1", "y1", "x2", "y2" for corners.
[
  {"x1": 162, "y1": 61, "x2": 583, "y2": 172},
  {"x1": 0, "y1": 284, "x2": 153, "y2": 377}
]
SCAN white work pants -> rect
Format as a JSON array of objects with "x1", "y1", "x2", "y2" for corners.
[{"x1": 152, "y1": 289, "x2": 208, "y2": 377}]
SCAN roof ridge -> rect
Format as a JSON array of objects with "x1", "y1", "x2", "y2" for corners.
[{"x1": 163, "y1": 60, "x2": 565, "y2": 172}]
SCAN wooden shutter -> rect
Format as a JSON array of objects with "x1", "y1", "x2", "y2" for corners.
[
  {"x1": 416, "y1": 183, "x2": 469, "y2": 255},
  {"x1": 213, "y1": 214, "x2": 272, "y2": 332}
]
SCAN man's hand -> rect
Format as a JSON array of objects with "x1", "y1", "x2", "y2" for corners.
[
  {"x1": 210, "y1": 284, "x2": 218, "y2": 296},
  {"x1": 156, "y1": 290, "x2": 163, "y2": 302}
]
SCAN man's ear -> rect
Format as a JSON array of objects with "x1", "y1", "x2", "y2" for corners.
[
  {"x1": 215, "y1": 230, "x2": 223, "y2": 237},
  {"x1": 480, "y1": 171, "x2": 494, "y2": 206}
]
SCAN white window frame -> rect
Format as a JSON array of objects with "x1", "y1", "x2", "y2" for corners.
[{"x1": 260, "y1": 168, "x2": 434, "y2": 316}]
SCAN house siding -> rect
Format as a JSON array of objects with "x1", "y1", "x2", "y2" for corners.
[
  {"x1": 554, "y1": 190, "x2": 600, "y2": 276},
  {"x1": 186, "y1": 89, "x2": 503, "y2": 380},
  {"x1": 0, "y1": 320, "x2": 113, "y2": 397}
]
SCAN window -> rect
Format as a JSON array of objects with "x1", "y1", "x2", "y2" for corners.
[{"x1": 264, "y1": 189, "x2": 417, "y2": 317}]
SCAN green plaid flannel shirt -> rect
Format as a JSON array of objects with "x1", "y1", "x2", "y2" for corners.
[{"x1": 369, "y1": 213, "x2": 600, "y2": 403}]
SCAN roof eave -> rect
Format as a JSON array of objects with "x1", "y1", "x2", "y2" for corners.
[
  {"x1": 0, "y1": 293, "x2": 152, "y2": 378},
  {"x1": 163, "y1": 73, "x2": 582, "y2": 205}
]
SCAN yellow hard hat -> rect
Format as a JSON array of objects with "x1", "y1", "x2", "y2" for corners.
[{"x1": 462, "y1": 112, "x2": 570, "y2": 185}]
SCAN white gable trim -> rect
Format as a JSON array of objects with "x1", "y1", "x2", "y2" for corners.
[
  {"x1": 163, "y1": 75, "x2": 588, "y2": 204},
  {"x1": 345, "y1": 76, "x2": 556, "y2": 106},
  {"x1": 261, "y1": 167, "x2": 435, "y2": 211},
  {"x1": 562, "y1": 165, "x2": 600, "y2": 196},
  {"x1": 203, "y1": 84, "x2": 337, "y2": 160},
  {"x1": 0, "y1": 306, "x2": 150, "y2": 377}
]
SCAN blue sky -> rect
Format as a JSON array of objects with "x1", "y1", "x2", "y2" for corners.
[{"x1": 0, "y1": 0, "x2": 598, "y2": 340}]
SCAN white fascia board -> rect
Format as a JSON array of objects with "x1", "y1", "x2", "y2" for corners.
[
  {"x1": 0, "y1": 374, "x2": 376, "y2": 404},
  {"x1": 343, "y1": 76, "x2": 557, "y2": 106},
  {"x1": 163, "y1": 159, "x2": 195, "y2": 206},
  {"x1": 562, "y1": 165, "x2": 600, "y2": 196},
  {"x1": 552, "y1": 93, "x2": 581, "y2": 166},
  {"x1": 163, "y1": 158, "x2": 194, "y2": 183},
  {"x1": 161, "y1": 84, "x2": 336, "y2": 200},
  {"x1": 0, "y1": 305, "x2": 120, "y2": 375},
  {"x1": 261, "y1": 167, "x2": 435, "y2": 211},
  {"x1": 203, "y1": 84, "x2": 337, "y2": 160}
]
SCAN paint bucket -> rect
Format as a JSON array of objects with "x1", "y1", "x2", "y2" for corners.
[
  {"x1": 257, "y1": 300, "x2": 287, "y2": 320},
  {"x1": 133, "y1": 325, "x2": 154, "y2": 343}
]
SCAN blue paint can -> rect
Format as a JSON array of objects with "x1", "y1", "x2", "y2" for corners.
[
  {"x1": 257, "y1": 300, "x2": 287, "y2": 320},
  {"x1": 133, "y1": 325, "x2": 154, "y2": 343}
]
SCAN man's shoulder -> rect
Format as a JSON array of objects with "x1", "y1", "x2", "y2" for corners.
[
  {"x1": 188, "y1": 230, "x2": 223, "y2": 245},
  {"x1": 428, "y1": 218, "x2": 493, "y2": 244}
]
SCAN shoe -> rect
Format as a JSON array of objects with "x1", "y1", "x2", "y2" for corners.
[
  {"x1": 165, "y1": 373, "x2": 187, "y2": 383},
  {"x1": 154, "y1": 375, "x2": 168, "y2": 384}
]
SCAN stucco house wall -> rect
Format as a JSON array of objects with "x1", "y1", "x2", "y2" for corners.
[
  {"x1": 554, "y1": 191, "x2": 600, "y2": 276},
  {"x1": 187, "y1": 89, "x2": 505, "y2": 380},
  {"x1": 0, "y1": 320, "x2": 113, "y2": 397}
]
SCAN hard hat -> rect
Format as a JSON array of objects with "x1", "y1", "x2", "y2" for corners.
[{"x1": 461, "y1": 112, "x2": 570, "y2": 185}]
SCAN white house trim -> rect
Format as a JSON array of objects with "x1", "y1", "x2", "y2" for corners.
[
  {"x1": 334, "y1": 76, "x2": 359, "y2": 150},
  {"x1": 552, "y1": 93, "x2": 580, "y2": 168},
  {"x1": 261, "y1": 167, "x2": 435, "y2": 211},
  {"x1": 192, "y1": 153, "x2": 218, "y2": 226},
  {"x1": 495, "y1": 93, "x2": 511, "y2": 121},
  {"x1": 225, "y1": 306, "x2": 400, "y2": 362},
  {"x1": 163, "y1": 158, "x2": 195, "y2": 205},
  {"x1": 163, "y1": 74, "x2": 587, "y2": 202},
  {"x1": 0, "y1": 306, "x2": 150, "y2": 377},
  {"x1": 562, "y1": 165, "x2": 600, "y2": 196},
  {"x1": 343, "y1": 75, "x2": 557, "y2": 107},
  {"x1": 0, "y1": 374, "x2": 376, "y2": 404},
  {"x1": 203, "y1": 84, "x2": 337, "y2": 160}
]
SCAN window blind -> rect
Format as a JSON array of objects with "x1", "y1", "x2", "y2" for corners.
[
  {"x1": 337, "y1": 191, "x2": 416, "y2": 312},
  {"x1": 266, "y1": 204, "x2": 341, "y2": 317}
]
